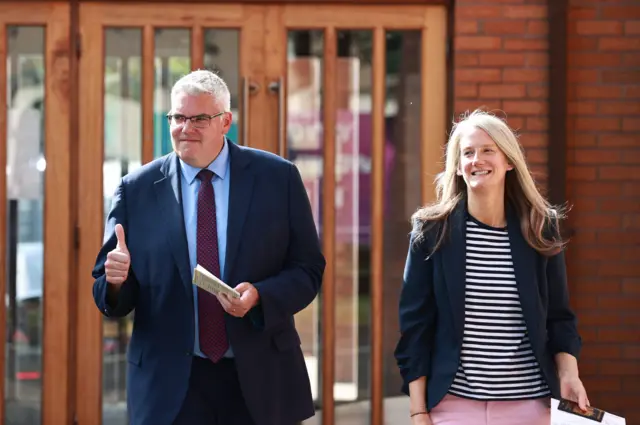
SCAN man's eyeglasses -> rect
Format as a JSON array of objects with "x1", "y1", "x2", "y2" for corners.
[{"x1": 166, "y1": 111, "x2": 226, "y2": 129}]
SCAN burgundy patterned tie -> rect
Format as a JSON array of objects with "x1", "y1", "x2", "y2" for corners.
[{"x1": 196, "y1": 169, "x2": 228, "y2": 362}]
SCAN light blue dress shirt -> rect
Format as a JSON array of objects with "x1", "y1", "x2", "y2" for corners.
[{"x1": 179, "y1": 140, "x2": 233, "y2": 358}]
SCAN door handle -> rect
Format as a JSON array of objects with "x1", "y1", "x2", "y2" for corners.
[
  {"x1": 268, "y1": 78, "x2": 286, "y2": 157},
  {"x1": 240, "y1": 77, "x2": 260, "y2": 146}
]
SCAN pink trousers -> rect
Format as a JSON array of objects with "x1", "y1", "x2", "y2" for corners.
[{"x1": 429, "y1": 394, "x2": 551, "y2": 425}]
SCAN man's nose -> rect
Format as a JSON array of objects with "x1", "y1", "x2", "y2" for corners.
[{"x1": 181, "y1": 119, "x2": 196, "y2": 131}]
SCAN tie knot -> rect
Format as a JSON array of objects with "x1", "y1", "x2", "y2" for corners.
[{"x1": 197, "y1": 169, "x2": 214, "y2": 182}]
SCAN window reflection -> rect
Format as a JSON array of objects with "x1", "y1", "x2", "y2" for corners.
[
  {"x1": 5, "y1": 25, "x2": 45, "y2": 425},
  {"x1": 204, "y1": 29, "x2": 240, "y2": 145},
  {"x1": 382, "y1": 30, "x2": 423, "y2": 418},
  {"x1": 333, "y1": 31, "x2": 373, "y2": 418},
  {"x1": 153, "y1": 28, "x2": 191, "y2": 158},
  {"x1": 103, "y1": 27, "x2": 142, "y2": 425},
  {"x1": 287, "y1": 31, "x2": 324, "y2": 416},
  {"x1": 296, "y1": 30, "x2": 424, "y2": 425}
]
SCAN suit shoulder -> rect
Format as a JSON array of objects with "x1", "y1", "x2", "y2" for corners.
[
  {"x1": 239, "y1": 145, "x2": 293, "y2": 170},
  {"x1": 121, "y1": 154, "x2": 169, "y2": 185}
]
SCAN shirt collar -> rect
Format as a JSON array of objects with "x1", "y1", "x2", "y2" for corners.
[{"x1": 179, "y1": 138, "x2": 230, "y2": 185}]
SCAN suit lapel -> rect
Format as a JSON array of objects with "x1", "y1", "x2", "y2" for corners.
[
  {"x1": 506, "y1": 206, "x2": 541, "y2": 338},
  {"x1": 154, "y1": 153, "x2": 193, "y2": 301},
  {"x1": 441, "y1": 200, "x2": 467, "y2": 341},
  {"x1": 223, "y1": 141, "x2": 253, "y2": 282}
]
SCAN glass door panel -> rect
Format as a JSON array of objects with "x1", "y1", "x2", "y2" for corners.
[
  {"x1": 0, "y1": 4, "x2": 72, "y2": 425},
  {"x1": 102, "y1": 27, "x2": 142, "y2": 425},
  {"x1": 77, "y1": 4, "x2": 266, "y2": 425},
  {"x1": 264, "y1": 5, "x2": 447, "y2": 425}
]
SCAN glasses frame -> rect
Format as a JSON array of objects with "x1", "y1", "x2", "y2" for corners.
[{"x1": 166, "y1": 111, "x2": 226, "y2": 129}]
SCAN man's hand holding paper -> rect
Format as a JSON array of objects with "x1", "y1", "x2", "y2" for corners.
[
  {"x1": 192, "y1": 264, "x2": 260, "y2": 318},
  {"x1": 218, "y1": 282, "x2": 260, "y2": 318}
]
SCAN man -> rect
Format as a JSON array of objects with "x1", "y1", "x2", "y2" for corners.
[{"x1": 92, "y1": 70, "x2": 325, "y2": 425}]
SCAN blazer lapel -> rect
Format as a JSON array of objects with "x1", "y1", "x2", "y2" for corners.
[
  {"x1": 154, "y1": 153, "x2": 193, "y2": 301},
  {"x1": 506, "y1": 206, "x2": 541, "y2": 339},
  {"x1": 223, "y1": 141, "x2": 254, "y2": 282},
  {"x1": 441, "y1": 200, "x2": 467, "y2": 341}
]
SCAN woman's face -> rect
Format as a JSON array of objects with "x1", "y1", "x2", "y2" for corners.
[{"x1": 457, "y1": 128, "x2": 513, "y2": 193}]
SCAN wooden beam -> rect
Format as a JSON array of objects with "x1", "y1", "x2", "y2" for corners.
[
  {"x1": 421, "y1": 7, "x2": 447, "y2": 205},
  {"x1": 321, "y1": 25, "x2": 337, "y2": 425},
  {"x1": 142, "y1": 25, "x2": 155, "y2": 164},
  {"x1": 547, "y1": 0, "x2": 568, "y2": 210},
  {"x1": 74, "y1": 0, "x2": 450, "y2": 4},
  {"x1": 370, "y1": 25, "x2": 385, "y2": 425}
]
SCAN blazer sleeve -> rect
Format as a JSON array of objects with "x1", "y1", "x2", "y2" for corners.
[
  {"x1": 394, "y1": 229, "x2": 437, "y2": 395},
  {"x1": 250, "y1": 163, "x2": 326, "y2": 331},
  {"x1": 546, "y1": 247, "x2": 582, "y2": 358},
  {"x1": 545, "y1": 215, "x2": 581, "y2": 358},
  {"x1": 92, "y1": 179, "x2": 139, "y2": 318}
]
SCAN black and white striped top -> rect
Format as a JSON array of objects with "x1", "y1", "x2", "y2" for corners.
[{"x1": 448, "y1": 216, "x2": 551, "y2": 401}]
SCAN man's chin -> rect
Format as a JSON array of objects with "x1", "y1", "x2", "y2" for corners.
[{"x1": 175, "y1": 149, "x2": 200, "y2": 167}]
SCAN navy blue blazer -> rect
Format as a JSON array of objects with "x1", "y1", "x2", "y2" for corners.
[
  {"x1": 92, "y1": 141, "x2": 325, "y2": 425},
  {"x1": 394, "y1": 201, "x2": 581, "y2": 411}
]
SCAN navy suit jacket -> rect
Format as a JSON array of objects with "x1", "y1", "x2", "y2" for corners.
[
  {"x1": 92, "y1": 141, "x2": 325, "y2": 425},
  {"x1": 394, "y1": 200, "x2": 581, "y2": 411}
]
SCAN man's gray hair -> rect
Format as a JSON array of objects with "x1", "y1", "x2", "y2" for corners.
[{"x1": 171, "y1": 69, "x2": 231, "y2": 112}]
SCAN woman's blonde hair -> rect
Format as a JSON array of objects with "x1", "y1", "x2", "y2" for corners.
[{"x1": 412, "y1": 109, "x2": 566, "y2": 255}]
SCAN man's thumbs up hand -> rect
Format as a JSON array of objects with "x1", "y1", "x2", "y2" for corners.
[
  {"x1": 115, "y1": 223, "x2": 129, "y2": 254},
  {"x1": 105, "y1": 223, "x2": 131, "y2": 285}
]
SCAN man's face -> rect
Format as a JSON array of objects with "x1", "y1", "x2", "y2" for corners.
[{"x1": 169, "y1": 92, "x2": 232, "y2": 168}]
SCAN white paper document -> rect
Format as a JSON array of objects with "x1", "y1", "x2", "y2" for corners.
[
  {"x1": 551, "y1": 398, "x2": 626, "y2": 425},
  {"x1": 192, "y1": 264, "x2": 241, "y2": 299}
]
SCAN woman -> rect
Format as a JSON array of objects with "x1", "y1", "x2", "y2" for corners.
[{"x1": 394, "y1": 110, "x2": 589, "y2": 425}]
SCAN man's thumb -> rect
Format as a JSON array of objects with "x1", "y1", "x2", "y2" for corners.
[{"x1": 115, "y1": 224, "x2": 128, "y2": 251}]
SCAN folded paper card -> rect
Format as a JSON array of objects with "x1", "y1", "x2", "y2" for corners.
[
  {"x1": 551, "y1": 398, "x2": 625, "y2": 425},
  {"x1": 193, "y1": 264, "x2": 241, "y2": 299}
]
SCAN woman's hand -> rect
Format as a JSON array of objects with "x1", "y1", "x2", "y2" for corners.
[
  {"x1": 555, "y1": 352, "x2": 590, "y2": 411},
  {"x1": 560, "y1": 374, "x2": 590, "y2": 411},
  {"x1": 411, "y1": 412, "x2": 433, "y2": 425}
]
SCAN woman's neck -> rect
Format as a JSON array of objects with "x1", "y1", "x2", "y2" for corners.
[{"x1": 467, "y1": 189, "x2": 507, "y2": 228}]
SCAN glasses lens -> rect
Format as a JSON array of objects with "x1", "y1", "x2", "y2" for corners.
[
  {"x1": 169, "y1": 115, "x2": 186, "y2": 126},
  {"x1": 193, "y1": 117, "x2": 210, "y2": 128}
]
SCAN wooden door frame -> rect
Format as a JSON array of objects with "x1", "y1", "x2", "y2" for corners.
[
  {"x1": 0, "y1": 3, "x2": 74, "y2": 425},
  {"x1": 263, "y1": 5, "x2": 447, "y2": 425},
  {"x1": 0, "y1": 1, "x2": 448, "y2": 424},
  {"x1": 75, "y1": 4, "x2": 269, "y2": 424}
]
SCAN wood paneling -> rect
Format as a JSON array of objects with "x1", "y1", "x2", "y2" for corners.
[
  {"x1": 0, "y1": 4, "x2": 73, "y2": 425},
  {"x1": 42, "y1": 7, "x2": 74, "y2": 425},
  {"x1": 74, "y1": 0, "x2": 450, "y2": 4},
  {"x1": 0, "y1": 3, "x2": 448, "y2": 424},
  {"x1": 264, "y1": 6, "x2": 448, "y2": 425},
  {"x1": 321, "y1": 26, "x2": 337, "y2": 425},
  {"x1": 422, "y1": 7, "x2": 447, "y2": 205},
  {"x1": 142, "y1": 25, "x2": 154, "y2": 164},
  {"x1": 76, "y1": 4, "x2": 268, "y2": 424},
  {"x1": 370, "y1": 25, "x2": 385, "y2": 425},
  {"x1": 76, "y1": 7, "x2": 105, "y2": 424},
  {"x1": 282, "y1": 4, "x2": 434, "y2": 28}
]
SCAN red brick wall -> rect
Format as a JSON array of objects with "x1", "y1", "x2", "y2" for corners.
[
  {"x1": 454, "y1": 0, "x2": 550, "y2": 183},
  {"x1": 454, "y1": 0, "x2": 639, "y2": 422},
  {"x1": 565, "y1": 2, "x2": 640, "y2": 424}
]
